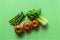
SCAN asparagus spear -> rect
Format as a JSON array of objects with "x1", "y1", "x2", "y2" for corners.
[
  {"x1": 13, "y1": 13, "x2": 22, "y2": 25},
  {"x1": 9, "y1": 12, "x2": 25, "y2": 26},
  {"x1": 18, "y1": 12, "x2": 26, "y2": 24},
  {"x1": 15, "y1": 12, "x2": 24, "y2": 25},
  {"x1": 9, "y1": 14, "x2": 20, "y2": 25},
  {"x1": 9, "y1": 14, "x2": 20, "y2": 22},
  {"x1": 16, "y1": 12, "x2": 25, "y2": 25}
]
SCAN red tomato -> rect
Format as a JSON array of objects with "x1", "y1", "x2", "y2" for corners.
[
  {"x1": 32, "y1": 20, "x2": 39, "y2": 28},
  {"x1": 23, "y1": 22, "x2": 31, "y2": 31},
  {"x1": 14, "y1": 25, "x2": 23, "y2": 35}
]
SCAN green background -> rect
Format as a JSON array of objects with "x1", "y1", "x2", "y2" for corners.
[{"x1": 0, "y1": 0, "x2": 60, "y2": 40}]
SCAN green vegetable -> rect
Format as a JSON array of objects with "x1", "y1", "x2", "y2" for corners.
[
  {"x1": 9, "y1": 14, "x2": 20, "y2": 24},
  {"x1": 9, "y1": 12, "x2": 25, "y2": 26},
  {"x1": 26, "y1": 8, "x2": 48, "y2": 26},
  {"x1": 16, "y1": 12, "x2": 25, "y2": 25},
  {"x1": 9, "y1": 14, "x2": 20, "y2": 25},
  {"x1": 36, "y1": 16, "x2": 48, "y2": 26}
]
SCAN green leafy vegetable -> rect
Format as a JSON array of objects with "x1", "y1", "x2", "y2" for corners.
[{"x1": 26, "y1": 8, "x2": 48, "y2": 26}]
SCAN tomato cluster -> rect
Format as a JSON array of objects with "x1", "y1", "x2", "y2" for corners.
[{"x1": 14, "y1": 20, "x2": 40, "y2": 35}]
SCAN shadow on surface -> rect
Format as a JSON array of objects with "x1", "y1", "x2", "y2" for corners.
[
  {"x1": 25, "y1": 28, "x2": 33, "y2": 34},
  {"x1": 42, "y1": 24, "x2": 48, "y2": 29},
  {"x1": 42, "y1": 24, "x2": 49, "y2": 32},
  {"x1": 16, "y1": 31, "x2": 25, "y2": 38},
  {"x1": 32, "y1": 25, "x2": 41, "y2": 31}
]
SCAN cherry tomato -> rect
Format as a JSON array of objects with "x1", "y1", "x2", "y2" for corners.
[
  {"x1": 32, "y1": 20, "x2": 39, "y2": 28},
  {"x1": 23, "y1": 22, "x2": 31, "y2": 31},
  {"x1": 14, "y1": 25, "x2": 23, "y2": 35}
]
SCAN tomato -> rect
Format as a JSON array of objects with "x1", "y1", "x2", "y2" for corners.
[
  {"x1": 14, "y1": 25, "x2": 23, "y2": 35},
  {"x1": 23, "y1": 22, "x2": 31, "y2": 31},
  {"x1": 32, "y1": 20, "x2": 39, "y2": 28}
]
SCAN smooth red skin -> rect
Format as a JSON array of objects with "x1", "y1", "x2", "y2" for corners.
[
  {"x1": 14, "y1": 25, "x2": 23, "y2": 35},
  {"x1": 23, "y1": 22, "x2": 31, "y2": 31},
  {"x1": 32, "y1": 20, "x2": 39, "y2": 28}
]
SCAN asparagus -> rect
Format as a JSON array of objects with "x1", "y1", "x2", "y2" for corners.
[
  {"x1": 15, "y1": 12, "x2": 24, "y2": 25},
  {"x1": 9, "y1": 12, "x2": 25, "y2": 26},
  {"x1": 9, "y1": 14, "x2": 20, "y2": 22},
  {"x1": 9, "y1": 14, "x2": 20, "y2": 25},
  {"x1": 17, "y1": 12, "x2": 25, "y2": 24}
]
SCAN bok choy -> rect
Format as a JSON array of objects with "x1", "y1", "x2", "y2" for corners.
[{"x1": 26, "y1": 9, "x2": 48, "y2": 26}]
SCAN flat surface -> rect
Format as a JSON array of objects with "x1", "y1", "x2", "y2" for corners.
[{"x1": 0, "y1": 0, "x2": 60, "y2": 40}]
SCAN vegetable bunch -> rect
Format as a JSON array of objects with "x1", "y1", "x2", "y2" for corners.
[
  {"x1": 26, "y1": 9, "x2": 48, "y2": 26},
  {"x1": 9, "y1": 12, "x2": 25, "y2": 26}
]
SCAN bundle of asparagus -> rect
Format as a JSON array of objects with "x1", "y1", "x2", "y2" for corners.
[{"x1": 9, "y1": 12, "x2": 25, "y2": 26}]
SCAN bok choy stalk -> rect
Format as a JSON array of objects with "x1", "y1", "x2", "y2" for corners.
[{"x1": 26, "y1": 9, "x2": 48, "y2": 26}]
